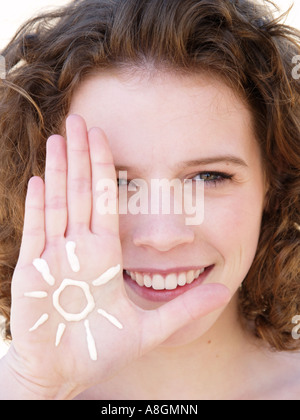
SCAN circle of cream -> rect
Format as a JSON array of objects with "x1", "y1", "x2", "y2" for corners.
[{"x1": 52, "y1": 279, "x2": 95, "y2": 322}]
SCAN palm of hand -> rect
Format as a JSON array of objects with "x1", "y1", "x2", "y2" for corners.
[
  {"x1": 12, "y1": 230, "x2": 146, "y2": 388},
  {"x1": 7, "y1": 115, "x2": 229, "y2": 398}
]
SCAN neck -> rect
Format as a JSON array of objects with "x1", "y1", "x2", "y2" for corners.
[
  {"x1": 85, "y1": 294, "x2": 264, "y2": 400},
  {"x1": 135, "y1": 296, "x2": 252, "y2": 399}
]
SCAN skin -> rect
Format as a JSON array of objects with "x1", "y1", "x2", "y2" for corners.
[
  {"x1": 1, "y1": 71, "x2": 299, "y2": 400},
  {"x1": 69, "y1": 70, "x2": 266, "y2": 347},
  {"x1": 68, "y1": 70, "x2": 300, "y2": 400},
  {"x1": 0, "y1": 72, "x2": 230, "y2": 400}
]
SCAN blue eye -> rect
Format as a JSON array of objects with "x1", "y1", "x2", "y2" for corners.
[{"x1": 192, "y1": 172, "x2": 233, "y2": 186}]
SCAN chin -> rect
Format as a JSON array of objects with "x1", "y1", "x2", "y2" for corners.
[{"x1": 159, "y1": 307, "x2": 227, "y2": 348}]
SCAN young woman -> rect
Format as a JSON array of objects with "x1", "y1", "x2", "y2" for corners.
[{"x1": 0, "y1": 0, "x2": 299, "y2": 400}]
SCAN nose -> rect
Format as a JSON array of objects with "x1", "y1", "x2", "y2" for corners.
[{"x1": 132, "y1": 214, "x2": 195, "y2": 252}]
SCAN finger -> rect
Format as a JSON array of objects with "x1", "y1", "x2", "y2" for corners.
[
  {"x1": 18, "y1": 177, "x2": 45, "y2": 267},
  {"x1": 89, "y1": 127, "x2": 119, "y2": 236},
  {"x1": 66, "y1": 114, "x2": 92, "y2": 235},
  {"x1": 141, "y1": 284, "x2": 231, "y2": 350},
  {"x1": 45, "y1": 135, "x2": 67, "y2": 240}
]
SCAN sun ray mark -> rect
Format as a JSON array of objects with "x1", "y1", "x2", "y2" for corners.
[
  {"x1": 29, "y1": 313, "x2": 49, "y2": 332},
  {"x1": 92, "y1": 264, "x2": 121, "y2": 286},
  {"x1": 97, "y1": 309, "x2": 123, "y2": 330},
  {"x1": 33, "y1": 258, "x2": 55, "y2": 286},
  {"x1": 27, "y1": 241, "x2": 124, "y2": 361},
  {"x1": 66, "y1": 241, "x2": 80, "y2": 273},
  {"x1": 24, "y1": 291, "x2": 48, "y2": 299},
  {"x1": 55, "y1": 323, "x2": 66, "y2": 347},
  {"x1": 84, "y1": 320, "x2": 98, "y2": 361}
]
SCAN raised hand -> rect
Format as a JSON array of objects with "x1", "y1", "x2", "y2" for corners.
[{"x1": 3, "y1": 115, "x2": 230, "y2": 400}]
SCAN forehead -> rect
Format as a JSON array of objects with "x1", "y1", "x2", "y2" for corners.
[{"x1": 69, "y1": 71, "x2": 257, "y2": 172}]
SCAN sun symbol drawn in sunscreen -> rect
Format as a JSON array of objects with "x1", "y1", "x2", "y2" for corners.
[{"x1": 25, "y1": 241, "x2": 123, "y2": 361}]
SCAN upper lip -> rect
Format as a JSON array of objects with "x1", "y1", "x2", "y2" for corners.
[{"x1": 124, "y1": 266, "x2": 211, "y2": 275}]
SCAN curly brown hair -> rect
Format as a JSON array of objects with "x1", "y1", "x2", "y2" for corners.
[{"x1": 0, "y1": 0, "x2": 299, "y2": 351}]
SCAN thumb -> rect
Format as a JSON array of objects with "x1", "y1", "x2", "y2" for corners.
[{"x1": 140, "y1": 283, "x2": 231, "y2": 351}]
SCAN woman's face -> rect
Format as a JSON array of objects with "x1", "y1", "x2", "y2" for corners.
[{"x1": 69, "y1": 70, "x2": 266, "y2": 345}]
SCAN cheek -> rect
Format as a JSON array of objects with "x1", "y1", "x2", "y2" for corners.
[{"x1": 202, "y1": 189, "x2": 264, "y2": 283}]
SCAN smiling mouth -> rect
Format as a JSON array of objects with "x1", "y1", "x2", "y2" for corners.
[
  {"x1": 124, "y1": 268, "x2": 207, "y2": 290},
  {"x1": 123, "y1": 266, "x2": 214, "y2": 302}
]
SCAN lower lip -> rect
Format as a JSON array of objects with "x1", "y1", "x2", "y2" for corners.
[{"x1": 123, "y1": 266, "x2": 214, "y2": 303}]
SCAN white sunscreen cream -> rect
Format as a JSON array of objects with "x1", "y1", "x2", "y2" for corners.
[
  {"x1": 24, "y1": 291, "x2": 48, "y2": 299},
  {"x1": 33, "y1": 258, "x2": 55, "y2": 286},
  {"x1": 29, "y1": 313, "x2": 49, "y2": 332},
  {"x1": 97, "y1": 309, "x2": 123, "y2": 330},
  {"x1": 55, "y1": 323, "x2": 66, "y2": 347},
  {"x1": 92, "y1": 264, "x2": 121, "y2": 286},
  {"x1": 84, "y1": 320, "x2": 98, "y2": 361},
  {"x1": 66, "y1": 241, "x2": 80, "y2": 273},
  {"x1": 27, "y1": 242, "x2": 123, "y2": 361},
  {"x1": 52, "y1": 279, "x2": 95, "y2": 322}
]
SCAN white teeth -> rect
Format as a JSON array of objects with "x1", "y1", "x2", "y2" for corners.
[
  {"x1": 165, "y1": 274, "x2": 178, "y2": 290},
  {"x1": 187, "y1": 270, "x2": 195, "y2": 284},
  {"x1": 177, "y1": 272, "x2": 187, "y2": 287},
  {"x1": 152, "y1": 275, "x2": 165, "y2": 290},
  {"x1": 135, "y1": 272, "x2": 144, "y2": 287},
  {"x1": 126, "y1": 268, "x2": 206, "y2": 290},
  {"x1": 144, "y1": 275, "x2": 152, "y2": 288}
]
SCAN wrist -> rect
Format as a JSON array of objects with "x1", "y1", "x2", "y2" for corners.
[{"x1": 0, "y1": 348, "x2": 79, "y2": 400}]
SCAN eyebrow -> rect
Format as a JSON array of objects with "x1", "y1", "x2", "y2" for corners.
[
  {"x1": 115, "y1": 155, "x2": 249, "y2": 173},
  {"x1": 178, "y1": 155, "x2": 249, "y2": 169}
]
